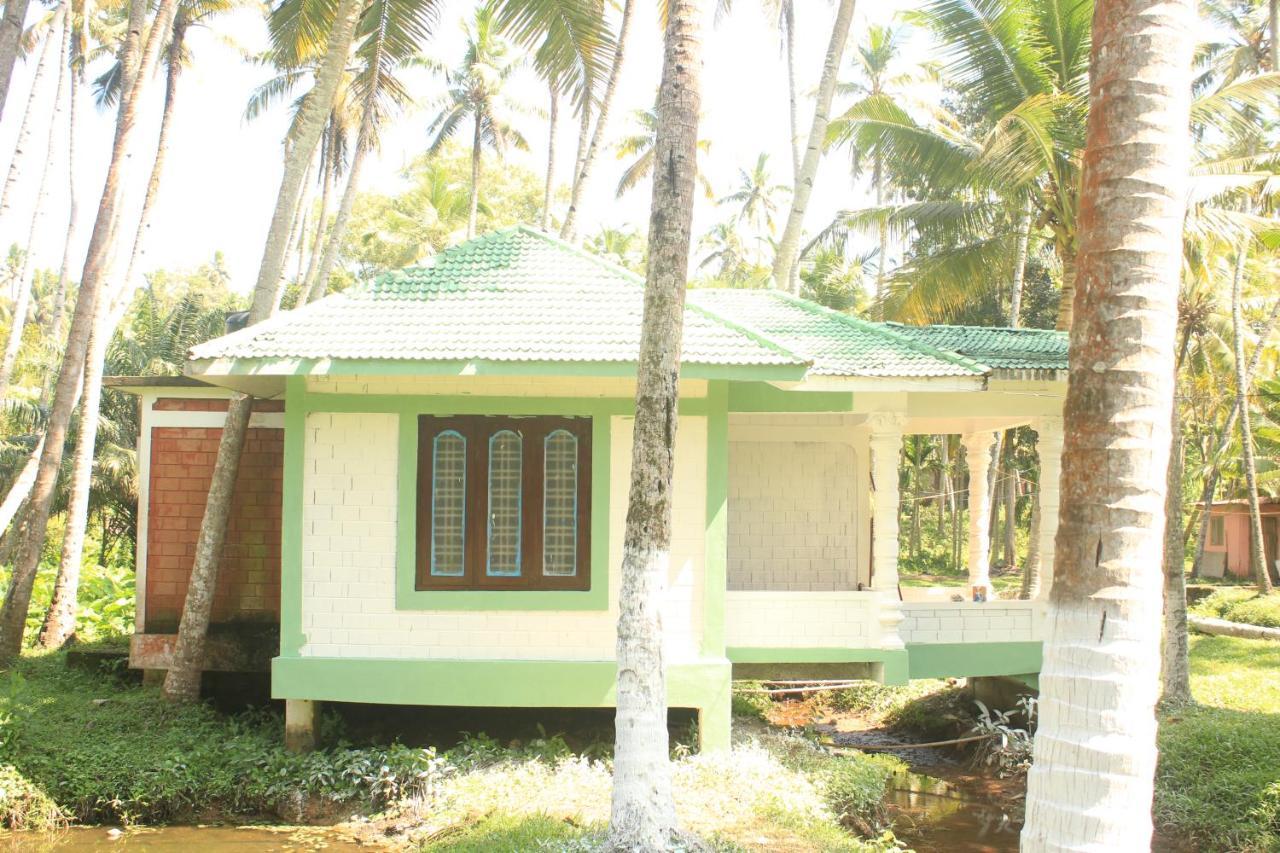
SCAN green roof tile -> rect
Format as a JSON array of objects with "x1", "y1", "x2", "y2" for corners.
[
  {"x1": 687, "y1": 289, "x2": 987, "y2": 378},
  {"x1": 189, "y1": 228, "x2": 806, "y2": 370},
  {"x1": 880, "y1": 323, "x2": 1069, "y2": 371}
]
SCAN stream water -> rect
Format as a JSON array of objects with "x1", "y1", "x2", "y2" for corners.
[{"x1": 2, "y1": 826, "x2": 370, "y2": 851}]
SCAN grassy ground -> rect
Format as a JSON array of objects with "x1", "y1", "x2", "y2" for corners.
[
  {"x1": 0, "y1": 650, "x2": 906, "y2": 851},
  {"x1": 1155, "y1": 634, "x2": 1280, "y2": 852},
  {"x1": 1188, "y1": 587, "x2": 1280, "y2": 628}
]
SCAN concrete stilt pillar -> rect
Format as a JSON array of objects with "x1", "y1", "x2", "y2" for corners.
[
  {"x1": 1034, "y1": 417, "x2": 1064, "y2": 600},
  {"x1": 962, "y1": 431, "x2": 998, "y2": 600},
  {"x1": 284, "y1": 699, "x2": 318, "y2": 753},
  {"x1": 868, "y1": 414, "x2": 906, "y2": 650}
]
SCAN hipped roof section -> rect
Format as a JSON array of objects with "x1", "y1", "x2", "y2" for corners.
[{"x1": 187, "y1": 226, "x2": 1068, "y2": 387}]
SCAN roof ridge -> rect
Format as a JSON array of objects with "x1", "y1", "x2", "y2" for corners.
[
  {"x1": 764, "y1": 290, "x2": 990, "y2": 375},
  {"x1": 514, "y1": 224, "x2": 646, "y2": 285},
  {"x1": 883, "y1": 320, "x2": 1066, "y2": 336},
  {"x1": 683, "y1": 289, "x2": 811, "y2": 367}
]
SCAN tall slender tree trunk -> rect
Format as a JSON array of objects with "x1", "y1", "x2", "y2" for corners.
[
  {"x1": 560, "y1": 0, "x2": 635, "y2": 243},
  {"x1": 467, "y1": 113, "x2": 481, "y2": 240},
  {"x1": 0, "y1": 0, "x2": 33, "y2": 126},
  {"x1": 608, "y1": 0, "x2": 701, "y2": 845},
  {"x1": 1010, "y1": 203, "x2": 1031, "y2": 329},
  {"x1": 38, "y1": 13, "x2": 187, "y2": 650},
  {"x1": 1020, "y1": 486, "x2": 1041, "y2": 599},
  {"x1": 0, "y1": 8, "x2": 63, "y2": 231},
  {"x1": 1270, "y1": 0, "x2": 1278, "y2": 71},
  {"x1": 1230, "y1": 240, "x2": 1273, "y2": 593},
  {"x1": 1003, "y1": 445, "x2": 1017, "y2": 567},
  {"x1": 162, "y1": 0, "x2": 364, "y2": 702},
  {"x1": 873, "y1": 151, "x2": 885, "y2": 318},
  {"x1": 0, "y1": 0, "x2": 176, "y2": 664},
  {"x1": 298, "y1": 133, "x2": 334, "y2": 303},
  {"x1": 542, "y1": 84, "x2": 557, "y2": 230},
  {"x1": 1055, "y1": 244, "x2": 1076, "y2": 331},
  {"x1": 309, "y1": 18, "x2": 386, "y2": 305},
  {"x1": 0, "y1": 435, "x2": 42, "y2": 537},
  {"x1": 783, "y1": 2, "x2": 799, "y2": 183},
  {"x1": 51, "y1": 55, "x2": 81, "y2": 350},
  {"x1": 1021, "y1": 1, "x2": 1191, "y2": 848},
  {"x1": 1161, "y1": 393, "x2": 1191, "y2": 703},
  {"x1": 0, "y1": 8, "x2": 67, "y2": 402},
  {"x1": 1190, "y1": 297, "x2": 1280, "y2": 576},
  {"x1": 771, "y1": 0, "x2": 856, "y2": 293}
]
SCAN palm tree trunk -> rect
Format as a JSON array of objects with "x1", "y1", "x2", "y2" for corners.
[
  {"x1": 0, "y1": 435, "x2": 42, "y2": 537},
  {"x1": 608, "y1": 0, "x2": 701, "y2": 844},
  {"x1": 51, "y1": 54, "x2": 81, "y2": 351},
  {"x1": 1055, "y1": 244, "x2": 1076, "y2": 331},
  {"x1": 309, "y1": 22, "x2": 385, "y2": 305},
  {"x1": 559, "y1": 0, "x2": 636, "y2": 243},
  {"x1": 1190, "y1": 297, "x2": 1280, "y2": 577},
  {"x1": 38, "y1": 13, "x2": 187, "y2": 651},
  {"x1": 542, "y1": 84, "x2": 557, "y2": 231},
  {"x1": 1021, "y1": 0, "x2": 1191, "y2": 847},
  {"x1": 298, "y1": 131, "x2": 334, "y2": 303},
  {"x1": 284, "y1": 156, "x2": 315, "y2": 288},
  {"x1": 1010, "y1": 202, "x2": 1031, "y2": 329},
  {"x1": 771, "y1": 0, "x2": 856, "y2": 294},
  {"x1": 0, "y1": 9, "x2": 66, "y2": 402},
  {"x1": 1003, "y1": 449, "x2": 1017, "y2": 567},
  {"x1": 909, "y1": 452, "x2": 921, "y2": 558},
  {"x1": 1230, "y1": 239, "x2": 1272, "y2": 593},
  {"x1": 873, "y1": 150, "x2": 885, "y2": 318},
  {"x1": 0, "y1": 0, "x2": 176, "y2": 664},
  {"x1": 0, "y1": 0, "x2": 33, "y2": 125},
  {"x1": 1020, "y1": 486, "x2": 1041, "y2": 599},
  {"x1": 0, "y1": 9, "x2": 63, "y2": 245},
  {"x1": 1271, "y1": 0, "x2": 1278, "y2": 72},
  {"x1": 161, "y1": 0, "x2": 364, "y2": 702},
  {"x1": 783, "y1": 2, "x2": 799, "y2": 183},
  {"x1": 1161, "y1": 395, "x2": 1191, "y2": 703},
  {"x1": 116, "y1": 13, "x2": 184, "y2": 311},
  {"x1": 467, "y1": 113, "x2": 481, "y2": 239}
]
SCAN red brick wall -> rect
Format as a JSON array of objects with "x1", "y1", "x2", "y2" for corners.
[{"x1": 145, "y1": 423, "x2": 284, "y2": 631}]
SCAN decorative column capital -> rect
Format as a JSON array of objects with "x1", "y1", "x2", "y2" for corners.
[
  {"x1": 961, "y1": 429, "x2": 997, "y2": 455},
  {"x1": 866, "y1": 412, "x2": 905, "y2": 443}
]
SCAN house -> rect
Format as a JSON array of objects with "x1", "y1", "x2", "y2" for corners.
[
  {"x1": 108, "y1": 226, "x2": 1069, "y2": 751},
  {"x1": 1198, "y1": 497, "x2": 1280, "y2": 579}
]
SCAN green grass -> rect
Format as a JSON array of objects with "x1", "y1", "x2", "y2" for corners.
[
  {"x1": 897, "y1": 571, "x2": 1023, "y2": 595},
  {"x1": 1189, "y1": 588, "x2": 1280, "y2": 629},
  {"x1": 1155, "y1": 635, "x2": 1280, "y2": 852}
]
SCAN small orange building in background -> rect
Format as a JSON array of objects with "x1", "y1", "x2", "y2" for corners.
[{"x1": 1199, "y1": 497, "x2": 1280, "y2": 579}]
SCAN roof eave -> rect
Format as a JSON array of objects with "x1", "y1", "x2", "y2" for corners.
[
  {"x1": 775, "y1": 374, "x2": 988, "y2": 393},
  {"x1": 186, "y1": 355, "x2": 810, "y2": 386}
]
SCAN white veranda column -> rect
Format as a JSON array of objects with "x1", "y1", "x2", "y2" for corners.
[
  {"x1": 868, "y1": 414, "x2": 905, "y2": 650},
  {"x1": 1034, "y1": 417, "x2": 1064, "y2": 600},
  {"x1": 962, "y1": 431, "x2": 997, "y2": 600}
]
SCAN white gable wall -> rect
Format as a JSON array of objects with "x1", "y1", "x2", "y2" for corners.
[{"x1": 297, "y1": 410, "x2": 707, "y2": 662}]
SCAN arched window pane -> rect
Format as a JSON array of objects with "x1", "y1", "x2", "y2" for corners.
[
  {"x1": 543, "y1": 430, "x2": 578, "y2": 576},
  {"x1": 486, "y1": 430, "x2": 522, "y2": 576},
  {"x1": 431, "y1": 431, "x2": 466, "y2": 576}
]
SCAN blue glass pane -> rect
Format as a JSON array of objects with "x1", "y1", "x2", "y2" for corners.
[
  {"x1": 543, "y1": 430, "x2": 578, "y2": 576},
  {"x1": 431, "y1": 431, "x2": 466, "y2": 576},
  {"x1": 486, "y1": 430, "x2": 522, "y2": 576}
]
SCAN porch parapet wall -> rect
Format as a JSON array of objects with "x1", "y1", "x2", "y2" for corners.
[{"x1": 900, "y1": 600, "x2": 1044, "y2": 645}]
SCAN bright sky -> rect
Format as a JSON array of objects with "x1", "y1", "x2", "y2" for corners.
[{"x1": 0, "y1": 0, "x2": 928, "y2": 295}]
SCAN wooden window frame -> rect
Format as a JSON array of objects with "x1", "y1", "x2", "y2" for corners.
[
  {"x1": 416, "y1": 415, "x2": 592, "y2": 592},
  {"x1": 1209, "y1": 515, "x2": 1225, "y2": 548}
]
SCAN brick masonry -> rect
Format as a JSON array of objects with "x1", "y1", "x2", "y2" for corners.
[
  {"x1": 725, "y1": 591, "x2": 875, "y2": 648},
  {"x1": 145, "y1": 421, "x2": 284, "y2": 630},
  {"x1": 899, "y1": 601, "x2": 1042, "y2": 644},
  {"x1": 727, "y1": 439, "x2": 860, "y2": 592},
  {"x1": 299, "y1": 412, "x2": 707, "y2": 661}
]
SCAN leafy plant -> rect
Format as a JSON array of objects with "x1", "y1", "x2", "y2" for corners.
[{"x1": 969, "y1": 696, "x2": 1036, "y2": 778}]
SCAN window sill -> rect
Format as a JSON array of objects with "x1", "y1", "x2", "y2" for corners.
[{"x1": 394, "y1": 584, "x2": 608, "y2": 612}]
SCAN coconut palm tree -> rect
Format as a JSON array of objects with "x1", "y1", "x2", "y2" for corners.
[
  {"x1": 1020, "y1": 0, "x2": 1193, "y2": 847},
  {"x1": 610, "y1": 0, "x2": 701, "y2": 843},
  {"x1": 426, "y1": 4, "x2": 528, "y2": 239},
  {"x1": 0, "y1": 0, "x2": 181, "y2": 663},
  {"x1": 586, "y1": 225, "x2": 645, "y2": 272},
  {"x1": 614, "y1": 105, "x2": 713, "y2": 199},
  {"x1": 718, "y1": 152, "x2": 789, "y2": 255},
  {"x1": 770, "y1": 0, "x2": 856, "y2": 294}
]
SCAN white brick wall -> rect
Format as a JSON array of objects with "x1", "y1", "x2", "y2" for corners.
[
  {"x1": 727, "y1": 438, "x2": 861, "y2": 591},
  {"x1": 724, "y1": 591, "x2": 877, "y2": 648},
  {"x1": 299, "y1": 412, "x2": 707, "y2": 661},
  {"x1": 899, "y1": 601, "x2": 1044, "y2": 644}
]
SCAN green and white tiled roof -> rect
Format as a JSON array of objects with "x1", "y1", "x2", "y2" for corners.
[
  {"x1": 189, "y1": 227, "x2": 804, "y2": 370},
  {"x1": 687, "y1": 289, "x2": 987, "y2": 377},
  {"x1": 880, "y1": 323, "x2": 1069, "y2": 371},
  {"x1": 188, "y1": 226, "x2": 1068, "y2": 381}
]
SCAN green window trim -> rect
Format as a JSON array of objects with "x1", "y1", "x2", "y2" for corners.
[{"x1": 396, "y1": 409, "x2": 612, "y2": 611}]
